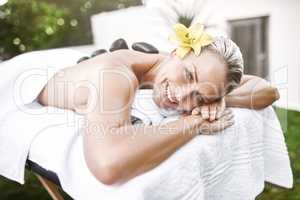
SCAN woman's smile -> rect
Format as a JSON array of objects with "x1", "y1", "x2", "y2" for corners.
[
  {"x1": 165, "y1": 81, "x2": 179, "y2": 103},
  {"x1": 161, "y1": 81, "x2": 178, "y2": 109}
]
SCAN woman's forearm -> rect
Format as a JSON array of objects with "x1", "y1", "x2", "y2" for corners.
[
  {"x1": 84, "y1": 116, "x2": 203, "y2": 185},
  {"x1": 225, "y1": 75, "x2": 280, "y2": 109},
  {"x1": 113, "y1": 119, "x2": 200, "y2": 182}
]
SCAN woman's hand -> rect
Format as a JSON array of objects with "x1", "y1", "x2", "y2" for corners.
[
  {"x1": 192, "y1": 98, "x2": 226, "y2": 122},
  {"x1": 198, "y1": 109, "x2": 234, "y2": 134},
  {"x1": 188, "y1": 108, "x2": 234, "y2": 135}
]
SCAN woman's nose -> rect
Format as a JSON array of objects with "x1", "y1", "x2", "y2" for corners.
[
  {"x1": 176, "y1": 86, "x2": 199, "y2": 111},
  {"x1": 175, "y1": 85, "x2": 192, "y2": 101},
  {"x1": 178, "y1": 98, "x2": 198, "y2": 112}
]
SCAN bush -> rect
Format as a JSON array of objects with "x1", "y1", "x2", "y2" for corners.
[
  {"x1": 0, "y1": 0, "x2": 141, "y2": 60},
  {"x1": 0, "y1": 0, "x2": 71, "y2": 59}
]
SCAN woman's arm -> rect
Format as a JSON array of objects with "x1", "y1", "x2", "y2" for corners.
[
  {"x1": 83, "y1": 66, "x2": 233, "y2": 185},
  {"x1": 85, "y1": 112, "x2": 233, "y2": 186},
  {"x1": 196, "y1": 75, "x2": 279, "y2": 122},
  {"x1": 225, "y1": 75, "x2": 280, "y2": 109}
]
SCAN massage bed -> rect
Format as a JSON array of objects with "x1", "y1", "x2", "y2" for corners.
[
  {"x1": 0, "y1": 47, "x2": 293, "y2": 200},
  {"x1": 22, "y1": 99, "x2": 292, "y2": 200}
]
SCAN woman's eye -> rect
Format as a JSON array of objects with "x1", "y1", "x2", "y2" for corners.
[
  {"x1": 185, "y1": 69, "x2": 193, "y2": 81},
  {"x1": 191, "y1": 91, "x2": 203, "y2": 104}
]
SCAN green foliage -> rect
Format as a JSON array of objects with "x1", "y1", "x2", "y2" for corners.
[
  {"x1": 0, "y1": 0, "x2": 141, "y2": 59},
  {"x1": 0, "y1": 0, "x2": 71, "y2": 58},
  {"x1": 0, "y1": 170, "x2": 71, "y2": 200},
  {"x1": 178, "y1": 16, "x2": 194, "y2": 27},
  {"x1": 40, "y1": 0, "x2": 141, "y2": 48}
]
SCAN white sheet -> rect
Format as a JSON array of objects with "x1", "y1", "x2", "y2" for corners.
[
  {"x1": 28, "y1": 90, "x2": 293, "y2": 200},
  {"x1": 0, "y1": 50, "x2": 293, "y2": 200},
  {"x1": 0, "y1": 49, "x2": 85, "y2": 183}
]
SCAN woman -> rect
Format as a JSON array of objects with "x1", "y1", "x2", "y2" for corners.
[{"x1": 38, "y1": 30, "x2": 279, "y2": 185}]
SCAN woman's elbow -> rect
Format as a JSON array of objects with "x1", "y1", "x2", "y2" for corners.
[
  {"x1": 85, "y1": 154, "x2": 122, "y2": 185},
  {"x1": 95, "y1": 163, "x2": 121, "y2": 185},
  {"x1": 259, "y1": 79, "x2": 280, "y2": 103},
  {"x1": 254, "y1": 86, "x2": 280, "y2": 109},
  {"x1": 269, "y1": 86, "x2": 280, "y2": 103}
]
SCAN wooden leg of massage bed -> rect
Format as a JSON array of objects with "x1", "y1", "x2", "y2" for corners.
[{"x1": 35, "y1": 174, "x2": 65, "y2": 200}]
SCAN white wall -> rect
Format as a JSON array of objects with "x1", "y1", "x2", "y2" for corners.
[{"x1": 203, "y1": 0, "x2": 300, "y2": 110}]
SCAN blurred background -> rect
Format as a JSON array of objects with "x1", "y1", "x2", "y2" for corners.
[
  {"x1": 0, "y1": 0, "x2": 141, "y2": 59},
  {"x1": 0, "y1": 0, "x2": 299, "y2": 199}
]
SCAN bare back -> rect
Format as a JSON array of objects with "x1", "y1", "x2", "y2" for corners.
[{"x1": 38, "y1": 50, "x2": 161, "y2": 113}]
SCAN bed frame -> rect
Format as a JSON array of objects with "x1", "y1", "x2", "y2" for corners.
[
  {"x1": 35, "y1": 174, "x2": 65, "y2": 200},
  {"x1": 26, "y1": 160, "x2": 65, "y2": 200}
]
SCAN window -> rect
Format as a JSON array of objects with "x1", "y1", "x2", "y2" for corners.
[{"x1": 228, "y1": 16, "x2": 269, "y2": 78}]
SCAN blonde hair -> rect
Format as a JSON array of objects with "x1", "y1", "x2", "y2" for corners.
[{"x1": 204, "y1": 36, "x2": 244, "y2": 94}]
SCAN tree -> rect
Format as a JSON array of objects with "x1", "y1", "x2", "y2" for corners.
[{"x1": 0, "y1": 0, "x2": 141, "y2": 60}]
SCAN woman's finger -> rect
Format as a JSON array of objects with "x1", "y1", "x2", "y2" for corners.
[
  {"x1": 225, "y1": 113, "x2": 234, "y2": 121},
  {"x1": 216, "y1": 104, "x2": 225, "y2": 119},
  {"x1": 219, "y1": 108, "x2": 231, "y2": 118},
  {"x1": 216, "y1": 98, "x2": 226, "y2": 119},
  {"x1": 201, "y1": 105, "x2": 209, "y2": 120},
  {"x1": 216, "y1": 105, "x2": 221, "y2": 119},
  {"x1": 211, "y1": 119, "x2": 234, "y2": 133},
  {"x1": 192, "y1": 107, "x2": 201, "y2": 115},
  {"x1": 221, "y1": 120, "x2": 235, "y2": 130},
  {"x1": 209, "y1": 103, "x2": 217, "y2": 122}
]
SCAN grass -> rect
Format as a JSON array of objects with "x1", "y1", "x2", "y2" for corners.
[
  {"x1": 257, "y1": 108, "x2": 300, "y2": 200},
  {"x1": 0, "y1": 108, "x2": 299, "y2": 200},
  {"x1": 0, "y1": 172, "x2": 71, "y2": 200}
]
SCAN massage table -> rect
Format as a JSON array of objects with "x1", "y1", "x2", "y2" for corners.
[
  {"x1": 18, "y1": 99, "x2": 292, "y2": 200},
  {"x1": 0, "y1": 51, "x2": 293, "y2": 199}
]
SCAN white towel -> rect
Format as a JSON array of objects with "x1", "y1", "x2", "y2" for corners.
[
  {"x1": 0, "y1": 50, "x2": 293, "y2": 200},
  {"x1": 27, "y1": 91, "x2": 293, "y2": 200},
  {"x1": 0, "y1": 49, "x2": 85, "y2": 183}
]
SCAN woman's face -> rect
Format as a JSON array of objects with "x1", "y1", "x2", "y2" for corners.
[{"x1": 152, "y1": 50, "x2": 228, "y2": 113}]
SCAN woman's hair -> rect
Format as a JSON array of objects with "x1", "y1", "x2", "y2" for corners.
[{"x1": 203, "y1": 36, "x2": 244, "y2": 94}]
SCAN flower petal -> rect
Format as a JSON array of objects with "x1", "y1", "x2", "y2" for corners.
[
  {"x1": 173, "y1": 23, "x2": 189, "y2": 43},
  {"x1": 176, "y1": 46, "x2": 191, "y2": 59},
  {"x1": 191, "y1": 41, "x2": 202, "y2": 56},
  {"x1": 169, "y1": 22, "x2": 214, "y2": 59},
  {"x1": 198, "y1": 33, "x2": 214, "y2": 46},
  {"x1": 188, "y1": 23, "x2": 204, "y2": 40}
]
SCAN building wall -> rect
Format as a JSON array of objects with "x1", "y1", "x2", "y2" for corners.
[{"x1": 206, "y1": 0, "x2": 300, "y2": 110}]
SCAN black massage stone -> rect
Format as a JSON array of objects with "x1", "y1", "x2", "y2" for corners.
[
  {"x1": 77, "y1": 56, "x2": 90, "y2": 64},
  {"x1": 109, "y1": 38, "x2": 129, "y2": 52},
  {"x1": 91, "y1": 49, "x2": 107, "y2": 57},
  {"x1": 132, "y1": 42, "x2": 159, "y2": 54}
]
